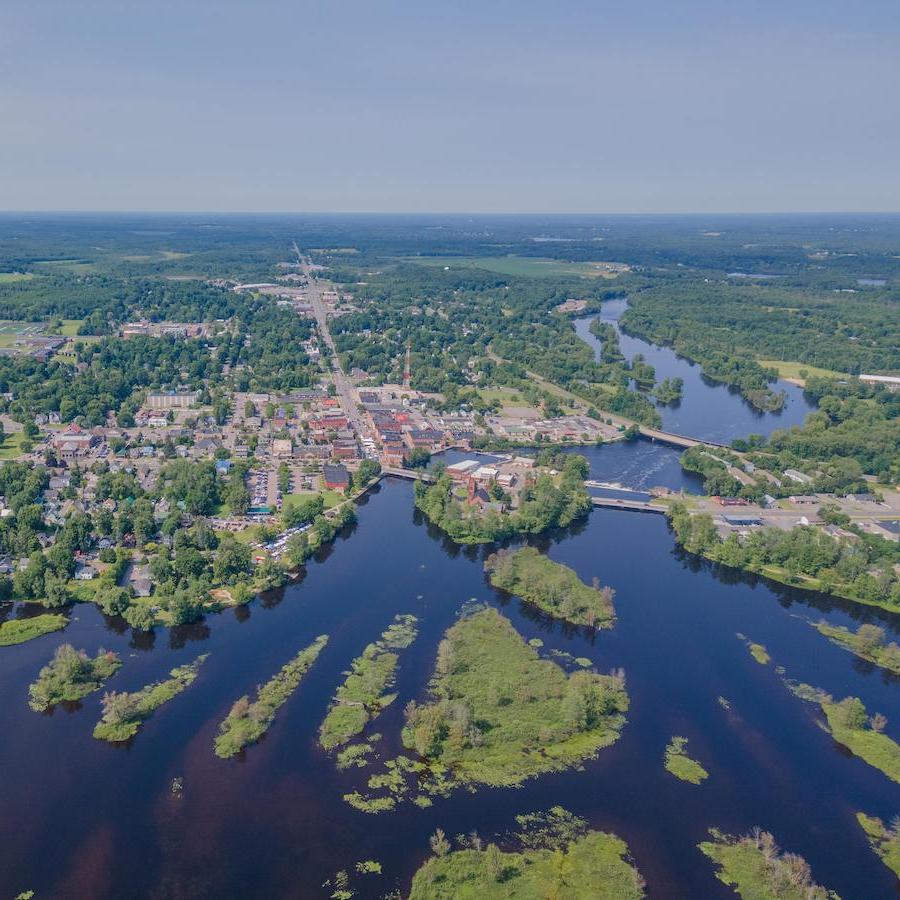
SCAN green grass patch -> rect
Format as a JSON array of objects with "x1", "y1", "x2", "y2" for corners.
[
  {"x1": 319, "y1": 615, "x2": 418, "y2": 751},
  {"x1": 0, "y1": 613, "x2": 68, "y2": 647},
  {"x1": 664, "y1": 736, "x2": 708, "y2": 784},
  {"x1": 28, "y1": 644, "x2": 121, "y2": 711},
  {"x1": 757, "y1": 359, "x2": 844, "y2": 385},
  {"x1": 93, "y1": 654, "x2": 208, "y2": 742},
  {"x1": 857, "y1": 813, "x2": 900, "y2": 879},
  {"x1": 699, "y1": 829, "x2": 838, "y2": 899},
  {"x1": 215, "y1": 635, "x2": 328, "y2": 758},
  {"x1": 485, "y1": 546, "x2": 615, "y2": 628},
  {"x1": 409, "y1": 829, "x2": 644, "y2": 899}
]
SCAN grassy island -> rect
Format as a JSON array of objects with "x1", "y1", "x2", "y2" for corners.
[
  {"x1": 28, "y1": 644, "x2": 122, "y2": 711},
  {"x1": 216, "y1": 634, "x2": 328, "y2": 758},
  {"x1": 409, "y1": 827, "x2": 644, "y2": 899},
  {"x1": 664, "y1": 736, "x2": 708, "y2": 784},
  {"x1": 699, "y1": 829, "x2": 838, "y2": 899},
  {"x1": 857, "y1": 813, "x2": 900, "y2": 879},
  {"x1": 484, "y1": 547, "x2": 615, "y2": 628},
  {"x1": 93, "y1": 654, "x2": 208, "y2": 742},
  {"x1": 319, "y1": 615, "x2": 418, "y2": 751},
  {"x1": 820, "y1": 696, "x2": 900, "y2": 784},
  {"x1": 413, "y1": 455, "x2": 592, "y2": 544},
  {"x1": 0, "y1": 613, "x2": 67, "y2": 647},
  {"x1": 403, "y1": 607, "x2": 627, "y2": 788},
  {"x1": 814, "y1": 622, "x2": 900, "y2": 675}
]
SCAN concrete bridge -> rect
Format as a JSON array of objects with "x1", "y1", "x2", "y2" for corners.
[
  {"x1": 381, "y1": 466, "x2": 435, "y2": 483},
  {"x1": 638, "y1": 426, "x2": 729, "y2": 450},
  {"x1": 590, "y1": 495, "x2": 667, "y2": 514}
]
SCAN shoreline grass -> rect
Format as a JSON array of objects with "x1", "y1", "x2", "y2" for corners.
[
  {"x1": 0, "y1": 613, "x2": 68, "y2": 647},
  {"x1": 215, "y1": 635, "x2": 328, "y2": 758},
  {"x1": 857, "y1": 813, "x2": 900, "y2": 879}
]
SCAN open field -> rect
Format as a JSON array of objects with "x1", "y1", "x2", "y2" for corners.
[
  {"x1": 757, "y1": 359, "x2": 845, "y2": 385},
  {"x1": 0, "y1": 272, "x2": 35, "y2": 283},
  {"x1": 0, "y1": 430, "x2": 28, "y2": 460},
  {"x1": 403, "y1": 255, "x2": 621, "y2": 279}
]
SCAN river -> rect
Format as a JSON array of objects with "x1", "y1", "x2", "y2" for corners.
[
  {"x1": 574, "y1": 299, "x2": 818, "y2": 444},
  {"x1": 1, "y1": 472, "x2": 898, "y2": 898}
]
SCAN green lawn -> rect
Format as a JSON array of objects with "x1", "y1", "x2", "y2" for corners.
[
  {"x1": 283, "y1": 489, "x2": 343, "y2": 510},
  {"x1": 0, "y1": 431, "x2": 29, "y2": 459},
  {"x1": 404, "y1": 256, "x2": 621, "y2": 279}
]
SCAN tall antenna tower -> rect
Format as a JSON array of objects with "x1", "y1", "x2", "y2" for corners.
[{"x1": 402, "y1": 340, "x2": 411, "y2": 389}]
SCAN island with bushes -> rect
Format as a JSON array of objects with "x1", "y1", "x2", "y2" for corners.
[
  {"x1": 408, "y1": 807, "x2": 644, "y2": 899},
  {"x1": 343, "y1": 607, "x2": 628, "y2": 813},
  {"x1": 216, "y1": 634, "x2": 329, "y2": 758},
  {"x1": 93, "y1": 654, "x2": 208, "y2": 742},
  {"x1": 0, "y1": 613, "x2": 67, "y2": 647},
  {"x1": 484, "y1": 546, "x2": 615, "y2": 628},
  {"x1": 699, "y1": 828, "x2": 838, "y2": 899},
  {"x1": 814, "y1": 622, "x2": 900, "y2": 675},
  {"x1": 319, "y1": 615, "x2": 418, "y2": 752},
  {"x1": 413, "y1": 454, "x2": 592, "y2": 544},
  {"x1": 663, "y1": 736, "x2": 708, "y2": 784},
  {"x1": 28, "y1": 644, "x2": 121, "y2": 711}
]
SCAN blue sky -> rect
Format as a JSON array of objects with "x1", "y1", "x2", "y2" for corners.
[{"x1": 1, "y1": 0, "x2": 898, "y2": 212}]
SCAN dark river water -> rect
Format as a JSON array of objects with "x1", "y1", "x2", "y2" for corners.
[
  {"x1": 574, "y1": 299, "x2": 818, "y2": 443},
  {"x1": 2, "y1": 470, "x2": 899, "y2": 899}
]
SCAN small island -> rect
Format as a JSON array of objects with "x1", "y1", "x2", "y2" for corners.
[
  {"x1": 814, "y1": 622, "x2": 900, "y2": 676},
  {"x1": 857, "y1": 813, "x2": 900, "y2": 879},
  {"x1": 663, "y1": 736, "x2": 708, "y2": 784},
  {"x1": 319, "y1": 615, "x2": 418, "y2": 751},
  {"x1": 216, "y1": 634, "x2": 329, "y2": 758},
  {"x1": 414, "y1": 453, "x2": 592, "y2": 544},
  {"x1": 409, "y1": 808, "x2": 644, "y2": 899},
  {"x1": 699, "y1": 828, "x2": 838, "y2": 899},
  {"x1": 484, "y1": 546, "x2": 615, "y2": 628},
  {"x1": 0, "y1": 613, "x2": 67, "y2": 647},
  {"x1": 28, "y1": 644, "x2": 122, "y2": 712},
  {"x1": 93, "y1": 654, "x2": 208, "y2": 742},
  {"x1": 787, "y1": 680, "x2": 900, "y2": 784}
]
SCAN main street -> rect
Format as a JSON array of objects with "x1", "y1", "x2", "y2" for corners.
[{"x1": 292, "y1": 243, "x2": 376, "y2": 450}]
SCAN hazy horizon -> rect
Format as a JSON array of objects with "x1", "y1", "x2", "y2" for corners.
[{"x1": 2, "y1": 0, "x2": 899, "y2": 214}]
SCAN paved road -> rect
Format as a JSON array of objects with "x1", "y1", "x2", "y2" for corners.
[{"x1": 292, "y1": 243, "x2": 375, "y2": 446}]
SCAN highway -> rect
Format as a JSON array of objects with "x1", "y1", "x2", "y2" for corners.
[{"x1": 292, "y1": 243, "x2": 375, "y2": 448}]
